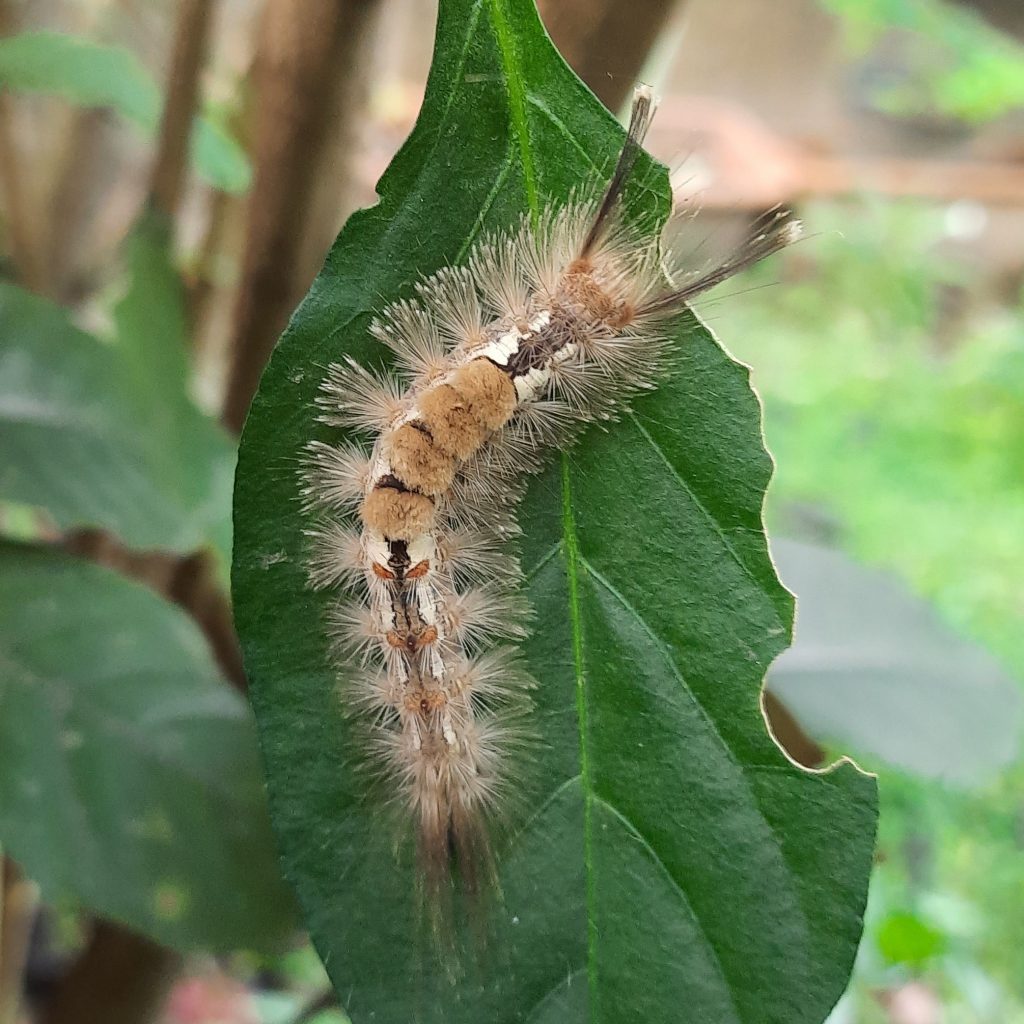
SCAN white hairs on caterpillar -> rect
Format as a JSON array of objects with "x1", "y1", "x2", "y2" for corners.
[{"x1": 300, "y1": 85, "x2": 800, "y2": 918}]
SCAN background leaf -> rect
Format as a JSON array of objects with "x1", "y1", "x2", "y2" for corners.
[
  {"x1": 111, "y1": 212, "x2": 235, "y2": 565},
  {"x1": 0, "y1": 31, "x2": 251, "y2": 193},
  {"x1": 0, "y1": 541, "x2": 295, "y2": 951},
  {"x1": 0, "y1": 278, "x2": 234, "y2": 553},
  {"x1": 113, "y1": 212, "x2": 193, "y2": 397},
  {"x1": 768, "y1": 539, "x2": 1024, "y2": 785},
  {"x1": 232, "y1": 0, "x2": 878, "y2": 1021}
]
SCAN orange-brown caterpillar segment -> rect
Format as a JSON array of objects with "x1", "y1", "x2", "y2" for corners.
[
  {"x1": 360, "y1": 487, "x2": 434, "y2": 540},
  {"x1": 302, "y1": 84, "x2": 801, "y2": 917}
]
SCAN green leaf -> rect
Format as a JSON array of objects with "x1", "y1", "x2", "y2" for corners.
[
  {"x1": 113, "y1": 211, "x2": 193, "y2": 396},
  {"x1": 113, "y1": 212, "x2": 235, "y2": 565},
  {"x1": 768, "y1": 540, "x2": 1023, "y2": 786},
  {"x1": 0, "y1": 31, "x2": 251, "y2": 193},
  {"x1": 232, "y1": 0, "x2": 878, "y2": 1020},
  {"x1": 0, "y1": 279, "x2": 234, "y2": 553},
  {"x1": 0, "y1": 541, "x2": 295, "y2": 951}
]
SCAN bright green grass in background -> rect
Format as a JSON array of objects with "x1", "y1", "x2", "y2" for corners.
[{"x1": 711, "y1": 200, "x2": 1024, "y2": 1021}]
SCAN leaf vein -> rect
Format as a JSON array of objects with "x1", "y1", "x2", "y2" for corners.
[
  {"x1": 523, "y1": 966, "x2": 587, "y2": 1024},
  {"x1": 581, "y1": 557, "x2": 741, "y2": 769},
  {"x1": 487, "y1": 0, "x2": 539, "y2": 219},
  {"x1": 592, "y1": 793, "x2": 745, "y2": 1024},
  {"x1": 558, "y1": 457, "x2": 598, "y2": 1021},
  {"x1": 630, "y1": 415, "x2": 781, "y2": 627}
]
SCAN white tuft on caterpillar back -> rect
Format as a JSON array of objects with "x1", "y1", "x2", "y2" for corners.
[{"x1": 301, "y1": 85, "x2": 801, "y2": 917}]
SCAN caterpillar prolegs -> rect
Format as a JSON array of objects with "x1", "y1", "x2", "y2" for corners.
[{"x1": 302, "y1": 87, "x2": 799, "y2": 905}]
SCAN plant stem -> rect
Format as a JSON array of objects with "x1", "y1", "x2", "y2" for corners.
[
  {"x1": 0, "y1": 93, "x2": 46, "y2": 294},
  {"x1": 221, "y1": 0, "x2": 383, "y2": 434},
  {"x1": 0, "y1": 2, "x2": 45, "y2": 293},
  {"x1": 150, "y1": 0, "x2": 219, "y2": 218}
]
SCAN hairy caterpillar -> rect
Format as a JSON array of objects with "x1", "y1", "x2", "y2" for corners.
[{"x1": 301, "y1": 86, "x2": 799, "y2": 908}]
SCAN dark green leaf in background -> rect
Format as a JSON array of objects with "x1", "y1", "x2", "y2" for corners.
[
  {"x1": 232, "y1": 0, "x2": 878, "y2": 1021},
  {"x1": 113, "y1": 212, "x2": 194, "y2": 399},
  {"x1": 0, "y1": 31, "x2": 251, "y2": 194},
  {"x1": 111, "y1": 212, "x2": 236, "y2": 565},
  {"x1": 0, "y1": 266, "x2": 234, "y2": 554},
  {"x1": 0, "y1": 542, "x2": 295, "y2": 951},
  {"x1": 768, "y1": 540, "x2": 1023, "y2": 786}
]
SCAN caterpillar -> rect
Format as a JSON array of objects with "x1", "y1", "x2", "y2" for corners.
[{"x1": 301, "y1": 86, "x2": 799, "y2": 909}]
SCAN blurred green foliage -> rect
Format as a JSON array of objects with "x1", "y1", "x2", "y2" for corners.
[
  {"x1": 715, "y1": 198, "x2": 1024, "y2": 1019},
  {"x1": 725, "y1": 201, "x2": 1024, "y2": 676},
  {"x1": 822, "y1": 0, "x2": 1024, "y2": 122},
  {"x1": 0, "y1": 32, "x2": 251, "y2": 192},
  {"x1": 877, "y1": 910, "x2": 948, "y2": 967}
]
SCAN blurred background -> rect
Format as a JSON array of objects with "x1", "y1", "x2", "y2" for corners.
[{"x1": 0, "y1": 0, "x2": 1022, "y2": 1022}]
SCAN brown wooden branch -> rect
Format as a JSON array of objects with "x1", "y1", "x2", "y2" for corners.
[
  {"x1": 537, "y1": 0, "x2": 686, "y2": 112},
  {"x1": 38, "y1": 920, "x2": 182, "y2": 1024},
  {"x1": 187, "y1": 171, "x2": 236, "y2": 336},
  {"x1": 43, "y1": 106, "x2": 123, "y2": 303},
  {"x1": 221, "y1": 0, "x2": 383, "y2": 434},
  {"x1": 150, "y1": 0, "x2": 218, "y2": 218},
  {"x1": 0, "y1": 93, "x2": 46, "y2": 293},
  {"x1": 168, "y1": 549, "x2": 246, "y2": 690},
  {"x1": 0, "y1": 1, "x2": 45, "y2": 293},
  {"x1": 187, "y1": 56, "x2": 257, "y2": 365}
]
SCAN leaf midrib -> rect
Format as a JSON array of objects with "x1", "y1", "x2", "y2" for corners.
[
  {"x1": 558, "y1": 457, "x2": 599, "y2": 1020},
  {"x1": 487, "y1": 0, "x2": 540, "y2": 221},
  {"x1": 483, "y1": 0, "x2": 601, "y2": 1007}
]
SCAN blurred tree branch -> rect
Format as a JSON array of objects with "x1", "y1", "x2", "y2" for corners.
[
  {"x1": 150, "y1": 0, "x2": 218, "y2": 218},
  {"x1": 222, "y1": 0, "x2": 383, "y2": 434},
  {"x1": 44, "y1": 108, "x2": 120, "y2": 303},
  {"x1": 0, "y1": 1, "x2": 45, "y2": 293},
  {"x1": 0, "y1": 92, "x2": 45, "y2": 293},
  {"x1": 536, "y1": 0, "x2": 687, "y2": 112}
]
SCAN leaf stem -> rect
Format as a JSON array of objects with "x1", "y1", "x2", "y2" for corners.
[{"x1": 149, "y1": 0, "x2": 218, "y2": 218}]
